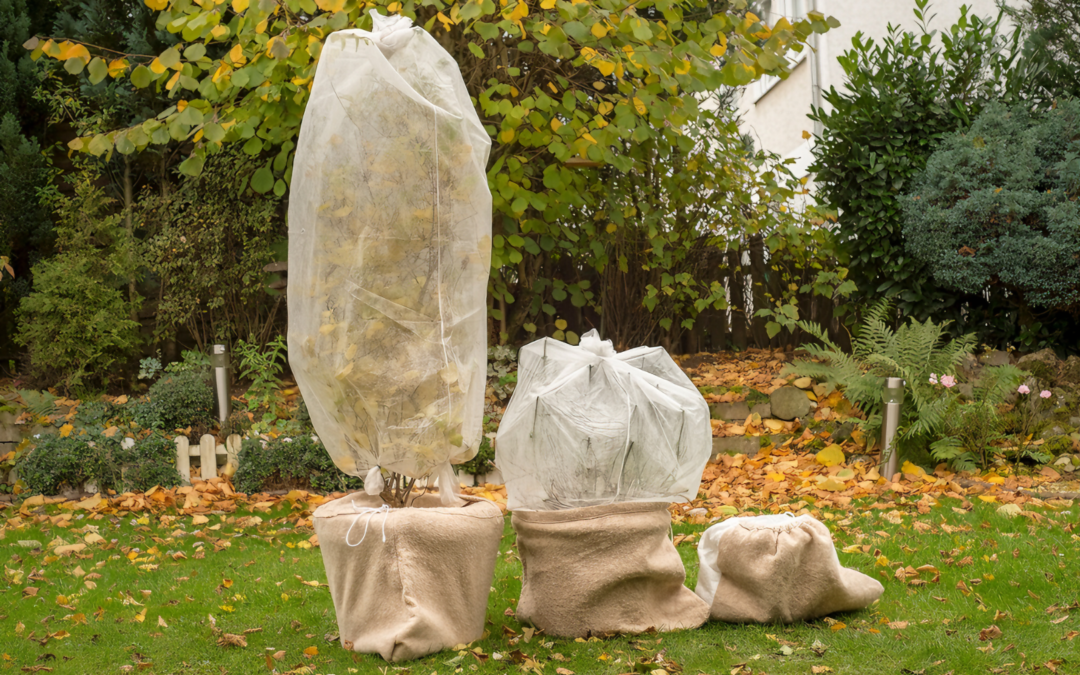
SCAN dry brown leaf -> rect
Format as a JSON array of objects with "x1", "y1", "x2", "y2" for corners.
[{"x1": 217, "y1": 633, "x2": 247, "y2": 648}]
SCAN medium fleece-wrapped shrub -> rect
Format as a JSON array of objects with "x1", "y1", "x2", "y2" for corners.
[
  {"x1": 287, "y1": 12, "x2": 492, "y2": 483},
  {"x1": 695, "y1": 514, "x2": 884, "y2": 623},
  {"x1": 512, "y1": 502, "x2": 709, "y2": 637},
  {"x1": 496, "y1": 329, "x2": 711, "y2": 510},
  {"x1": 313, "y1": 493, "x2": 504, "y2": 661}
]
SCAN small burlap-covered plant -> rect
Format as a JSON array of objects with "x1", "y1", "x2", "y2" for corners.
[
  {"x1": 313, "y1": 493, "x2": 504, "y2": 662},
  {"x1": 695, "y1": 514, "x2": 884, "y2": 624},
  {"x1": 512, "y1": 502, "x2": 709, "y2": 637}
]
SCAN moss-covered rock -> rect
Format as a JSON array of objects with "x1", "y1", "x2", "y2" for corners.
[{"x1": 1043, "y1": 435, "x2": 1075, "y2": 457}]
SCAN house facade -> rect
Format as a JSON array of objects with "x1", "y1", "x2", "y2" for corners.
[{"x1": 738, "y1": 0, "x2": 1011, "y2": 181}]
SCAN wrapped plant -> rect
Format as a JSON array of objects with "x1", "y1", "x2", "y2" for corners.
[{"x1": 287, "y1": 13, "x2": 491, "y2": 506}]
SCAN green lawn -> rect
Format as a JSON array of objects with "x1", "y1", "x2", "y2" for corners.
[{"x1": 2, "y1": 497, "x2": 1078, "y2": 675}]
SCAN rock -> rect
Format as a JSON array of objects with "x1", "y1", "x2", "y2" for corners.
[
  {"x1": 711, "y1": 436, "x2": 759, "y2": 459},
  {"x1": 980, "y1": 350, "x2": 1012, "y2": 367},
  {"x1": 793, "y1": 377, "x2": 813, "y2": 390},
  {"x1": 769, "y1": 386, "x2": 812, "y2": 421},
  {"x1": 711, "y1": 402, "x2": 751, "y2": 422},
  {"x1": 750, "y1": 403, "x2": 772, "y2": 418},
  {"x1": 1060, "y1": 356, "x2": 1080, "y2": 387},
  {"x1": 1071, "y1": 417, "x2": 1080, "y2": 428},
  {"x1": 1017, "y1": 347, "x2": 1060, "y2": 384},
  {"x1": 958, "y1": 353, "x2": 981, "y2": 379},
  {"x1": 1054, "y1": 455, "x2": 1073, "y2": 468},
  {"x1": 831, "y1": 422, "x2": 855, "y2": 443}
]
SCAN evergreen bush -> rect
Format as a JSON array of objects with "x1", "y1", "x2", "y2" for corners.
[
  {"x1": 233, "y1": 435, "x2": 363, "y2": 495},
  {"x1": 133, "y1": 370, "x2": 214, "y2": 432},
  {"x1": 903, "y1": 100, "x2": 1080, "y2": 315}
]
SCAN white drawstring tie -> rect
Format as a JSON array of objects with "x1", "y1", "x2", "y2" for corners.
[{"x1": 345, "y1": 501, "x2": 391, "y2": 547}]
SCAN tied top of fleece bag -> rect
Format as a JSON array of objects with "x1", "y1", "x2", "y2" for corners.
[{"x1": 695, "y1": 514, "x2": 884, "y2": 624}]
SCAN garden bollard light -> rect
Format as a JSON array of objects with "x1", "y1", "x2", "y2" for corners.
[
  {"x1": 212, "y1": 344, "x2": 231, "y2": 424},
  {"x1": 880, "y1": 377, "x2": 904, "y2": 479}
]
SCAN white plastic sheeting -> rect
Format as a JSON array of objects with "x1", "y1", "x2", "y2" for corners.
[
  {"x1": 288, "y1": 12, "x2": 492, "y2": 483},
  {"x1": 496, "y1": 330, "x2": 712, "y2": 511}
]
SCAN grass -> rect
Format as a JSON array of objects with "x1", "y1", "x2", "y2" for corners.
[{"x1": 1, "y1": 496, "x2": 1078, "y2": 675}]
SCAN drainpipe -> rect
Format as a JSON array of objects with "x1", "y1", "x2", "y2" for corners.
[{"x1": 809, "y1": 0, "x2": 824, "y2": 137}]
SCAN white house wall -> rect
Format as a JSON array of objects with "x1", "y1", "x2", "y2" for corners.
[{"x1": 738, "y1": 0, "x2": 1013, "y2": 168}]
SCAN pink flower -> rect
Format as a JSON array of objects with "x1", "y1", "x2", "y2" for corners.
[
  {"x1": 1018, "y1": 384, "x2": 1030, "y2": 395},
  {"x1": 929, "y1": 373, "x2": 939, "y2": 385},
  {"x1": 1040, "y1": 390, "x2": 1052, "y2": 399},
  {"x1": 941, "y1": 375, "x2": 956, "y2": 388}
]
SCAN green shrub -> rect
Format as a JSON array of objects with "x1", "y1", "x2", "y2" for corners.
[
  {"x1": 134, "y1": 370, "x2": 215, "y2": 432},
  {"x1": 233, "y1": 435, "x2": 363, "y2": 494},
  {"x1": 15, "y1": 176, "x2": 141, "y2": 390},
  {"x1": 16, "y1": 429, "x2": 184, "y2": 495},
  {"x1": 16, "y1": 434, "x2": 117, "y2": 495},
  {"x1": 904, "y1": 101, "x2": 1080, "y2": 315},
  {"x1": 810, "y1": 0, "x2": 1056, "y2": 346},
  {"x1": 117, "y1": 432, "x2": 182, "y2": 493}
]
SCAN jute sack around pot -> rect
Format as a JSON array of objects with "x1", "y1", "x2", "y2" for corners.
[
  {"x1": 512, "y1": 502, "x2": 709, "y2": 637},
  {"x1": 695, "y1": 514, "x2": 883, "y2": 624},
  {"x1": 313, "y1": 493, "x2": 503, "y2": 662}
]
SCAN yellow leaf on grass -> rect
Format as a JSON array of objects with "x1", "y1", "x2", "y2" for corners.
[
  {"x1": 222, "y1": 578, "x2": 233, "y2": 588},
  {"x1": 134, "y1": 608, "x2": 147, "y2": 623},
  {"x1": 815, "y1": 444, "x2": 845, "y2": 467},
  {"x1": 303, "y1": 646, "x2": 319, "y2": 657},
  {"x1": 158, "y1": 615, "x2": 168, "y2": 628},
  {"x1": 830, "y1": 622, "x2": 846, "y2": 631},
  {"x1": 59, "y1": 424, "x2": 74, "y2": 438},
  {"x1": 978, "y1": 495, "x2": 998, "y2": 503}
]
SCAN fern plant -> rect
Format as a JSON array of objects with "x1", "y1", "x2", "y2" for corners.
[
  {"x1": 786, "y1": 300, "x2": 977, "y2": 458},
  {"x1": 929, "y1": 365, "x2": 1024, "y2": 471}
]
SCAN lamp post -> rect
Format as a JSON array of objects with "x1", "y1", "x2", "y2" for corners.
[
  {"x1": 880, "y1": 377, "x2": 904, "y2": 479},
  {"x1": 212, "y1": 344, "x2": 231, "y2": 423}
]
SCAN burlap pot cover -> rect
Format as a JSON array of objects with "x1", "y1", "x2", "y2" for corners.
[
  {"x1": 695, "y1": 514, "x2": 884, "y2": 624},
  {"x1": 512, "y1": 502, "x2": 709, "y2": 637},
  {"x1": 313, "y1": 493, "x2": 504, "y2": 661}
]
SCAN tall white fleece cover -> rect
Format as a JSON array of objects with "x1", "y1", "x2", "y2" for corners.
[
  {"x1": 496, "y1": 330, "x2": 711, "y2": 510},
  {"x1": 288, "y1": 12, "x2": 492, "y2": 482}
]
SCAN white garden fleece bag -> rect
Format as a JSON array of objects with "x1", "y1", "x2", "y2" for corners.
[
  {"x1": 695, "y1": 514, "x2": 884, "y2": 624},
  {"x1": 496, "y1": 330, "x2": 712, "y2": 511},
  {"x1": 288, "y1": 12, "x2": 492, "y2": 490}
]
